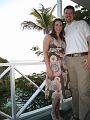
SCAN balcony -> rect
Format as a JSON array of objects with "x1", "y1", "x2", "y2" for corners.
[{"x1": 0, "y1": 61, "x2": 72, "y2": 120}]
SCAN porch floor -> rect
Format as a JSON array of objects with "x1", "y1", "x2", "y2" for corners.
[{"x1": 25, "y1": 109, "x2": 72, "y2": 120}]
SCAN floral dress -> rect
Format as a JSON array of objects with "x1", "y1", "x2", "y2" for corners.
[{"x1": 45, "y1": 37, "x2": 67, "y2": 98}]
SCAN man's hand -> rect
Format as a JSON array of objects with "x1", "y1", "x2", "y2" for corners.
[{"x1": 83, "y1": 54, "x2": 90, "y2": 70}]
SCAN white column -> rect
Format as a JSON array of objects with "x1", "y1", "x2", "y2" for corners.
[{"x1": 57, "y1": 0, "x2": 62, "y2": 18}]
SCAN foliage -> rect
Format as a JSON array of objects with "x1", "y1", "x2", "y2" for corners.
[
  {"x1": 0, "y1": 72, "x2": 51, "y2": 119},
  {"x1": 75, "y1": 5, "x2": 90, "y2": 25},
  {"x1": 0, "y1": 77, "x2": 11, "y2": 120},
  {"x1": 30, "y1": 46, "x2": 43, "y2": 57},
  {"x1": 21, "y1": 4, "x2": 56, "y2": 34},
  {"x1": 0, "y1": 57, "x2": 10, "y2": 119},
  {"x1": 0, "y1": 57, "x2": 9, "y2": 75},
  {"x1": 0, "y1": 57, "x2": 8, "y2": 63},
  {"x1": 0, "y1": 57, "x2": 9, "y2": 81},
  {"x1": 0, "y1": 57, "x2": 10, "y2": 92},
  {"x1": 15, "y1": 72, "x2": 51, "y2": 111}
]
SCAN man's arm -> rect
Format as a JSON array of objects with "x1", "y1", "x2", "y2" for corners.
[
  {"x1": 87, "y1": 36, "x2": 90, "y2": 53},
  {"x1": 86, "y1": 36, "x2": 90, "y2": 69}
]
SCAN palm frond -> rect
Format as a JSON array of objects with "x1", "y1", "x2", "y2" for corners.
[
  {"x1": 50, "y1": 4, "x2": 57, "y2": 15},
  {"x1": 21, "y1": 21, "x2": 42, "y2": 30},
  {"x1": 31, "y1": 8, "x2": 42, "y2": 19},
  {"x1": 21, "y1": 4, "x2": 56, "y2": 34},
  {"x1": 39, "y1": 4, "x2": 51, "y2": 14}
]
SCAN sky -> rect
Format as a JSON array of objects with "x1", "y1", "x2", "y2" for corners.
[{"x1": 0, "y1": 0, "x2": 76, "y2": 62}]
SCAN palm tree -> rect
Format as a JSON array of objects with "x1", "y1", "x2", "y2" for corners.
[{"x1": 21, "y1": 4, "x2": 56, "y2": 34}]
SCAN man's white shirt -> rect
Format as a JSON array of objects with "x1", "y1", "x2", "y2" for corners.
[{"x1": 64, "y1": 20, "x2": 90, "y2": 54}]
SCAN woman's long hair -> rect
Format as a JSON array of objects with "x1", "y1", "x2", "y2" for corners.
[{"x1": 50, "y1": 18, "x2": 65, "y2": 42}]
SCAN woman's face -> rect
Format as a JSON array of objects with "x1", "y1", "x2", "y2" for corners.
[{"x1": 54, "y1": 20, "x2": 63, "y2": 34}]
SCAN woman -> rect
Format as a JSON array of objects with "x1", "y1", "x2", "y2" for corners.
[{"x1": 43, "y1": 18, "x2": 67, "y2": 120}]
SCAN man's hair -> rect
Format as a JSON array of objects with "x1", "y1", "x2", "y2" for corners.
[{"x1": 64, "y1": 5, "x2": 75, "y2": 13}]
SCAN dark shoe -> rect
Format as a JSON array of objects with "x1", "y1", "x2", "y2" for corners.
[{"x1": 70, "y1": 115, "x2": 79, "y2": 120}]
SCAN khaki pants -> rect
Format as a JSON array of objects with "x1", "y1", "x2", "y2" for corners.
[{"x1": 66, "y1": 56, "x2": 90, "y2": 120}]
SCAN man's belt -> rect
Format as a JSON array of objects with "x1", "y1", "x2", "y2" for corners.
[{"x1": 66, "y1": 52, "x2": 88, "y2": 57}]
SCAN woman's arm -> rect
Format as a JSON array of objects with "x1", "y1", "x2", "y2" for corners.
[{"x1": 43, "y1": 35, "x2": 53, "y2": 79}]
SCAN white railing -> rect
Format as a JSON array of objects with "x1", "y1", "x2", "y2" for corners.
[{"x1": 0, "y1": 61, "x2": 46, "y2": 120}]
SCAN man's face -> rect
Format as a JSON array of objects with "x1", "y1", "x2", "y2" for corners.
[{"x1": 64, "y1": 9, "x2": 75, "y2": 24}]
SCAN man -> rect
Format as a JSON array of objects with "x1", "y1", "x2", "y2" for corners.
[{"x1": 63, "y1": 5, "x2": 90, "y2": 120}]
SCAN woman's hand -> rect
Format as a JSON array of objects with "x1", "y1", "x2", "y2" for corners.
[{"x1": 46, "y1": 68, "x2": 53, "y2": 79}]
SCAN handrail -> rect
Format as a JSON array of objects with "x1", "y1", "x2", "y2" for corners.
[
  {"x1": 0, "y1": 61, "x2": 46, "y2": 120},
  {"x1": 0, "y1": 60, "x2": 44, "y2": 66}
]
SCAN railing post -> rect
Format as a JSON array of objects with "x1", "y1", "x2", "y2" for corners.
[{"x1": 10, "y1": 66, "x2": 16, "y2": 120}]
